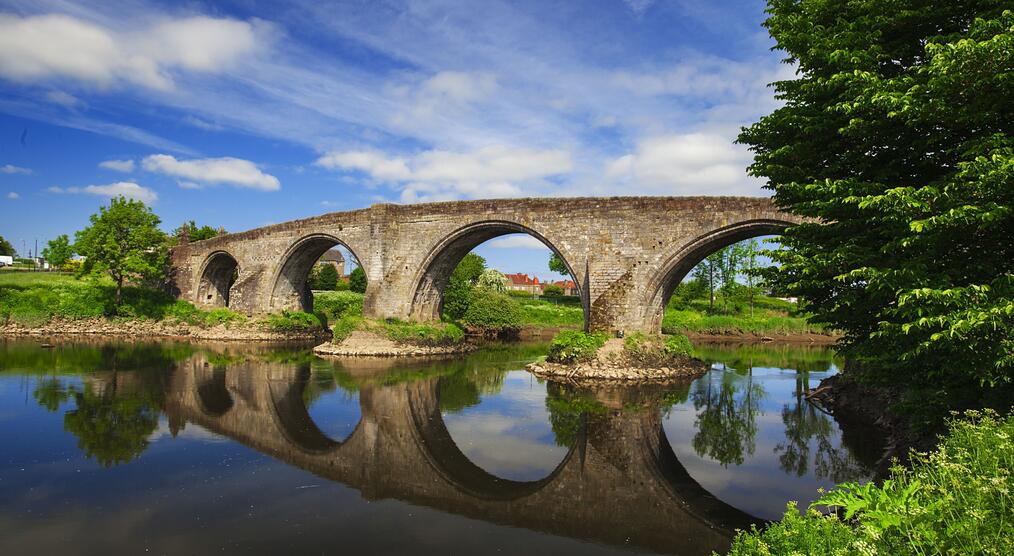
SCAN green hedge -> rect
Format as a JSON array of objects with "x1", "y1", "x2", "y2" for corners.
[
  {"x1": 461, "y1": 290, "x2": 523, "y2": 332},
  {"x1": 726, "y1": 410, "x2": 1014, "y2": 555},
  {"x1": 546, "y1": 330, "x2": 607, "y2": 364}
]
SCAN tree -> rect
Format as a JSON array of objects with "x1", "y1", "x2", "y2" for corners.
[
  {"x1": 443, "y1": 253, "x2": 487, "y2": 320},
  {"x1": 476, "y1": 268, "x2": 508, "y2": 292},
  {"x1": 454, "y1": 253, "x2": 486, "y2": 284},
  {"x1": 42, "y1": 234, "x2": 74, "y2": 268},
  {"x1": 543, "y1": 283, "x2": 564, "y2": 297},
  {"x1": 178, "y1": 221, "x2": 222, "y2": 242},
  {"x1": 310, "y1": 264, "x2": 339, "y2": 291},
  {"x1": 548, "y1": 252, "x2": 568, "y2": 275},
  {"x1": 74, "y1": 197, "x2": 168, "y2": 308},
  {"x1": 348, "y1": 266, "x2": 367, "y2": 293},
  {"x1": 740, "y1": 3, "x2": 1014, "y2": 387},
  {"x1": 696, "y1": 248, "x2": 728, "y2": 311},
  {"x1": 0, "y1": 235, "x2": 14, "y2": 256}
]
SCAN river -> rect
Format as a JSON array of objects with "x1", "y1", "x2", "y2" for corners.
[{"x1": 0, "y1": 338, "x2": 877, "y2": 555}]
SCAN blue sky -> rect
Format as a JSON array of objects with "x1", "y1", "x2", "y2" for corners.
[{"x1": 0, "y1": 0, "x2": 786, "y2": 278}]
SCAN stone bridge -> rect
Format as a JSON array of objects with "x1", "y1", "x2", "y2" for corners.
[
  {"x1": 170, "y1": 196, "x2": 800, "y2": 333},
  {"x1": 162, "y1": 353, "x2": 756, "y2": 555}
]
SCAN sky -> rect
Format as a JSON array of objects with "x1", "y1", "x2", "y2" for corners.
[{"x1": 0, "y1": 0, "x2": 788, "y2": 279}]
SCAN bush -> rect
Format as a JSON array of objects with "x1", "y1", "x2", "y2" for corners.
[
  {"x1": 263, "y1": 311, "x2": 323, "y2": 331},
  {"x1": 726, "y1": 410, "x2": 1014, "y2": 556},
  {"x1": 546, "y1": 330, "x2": 606, "y2": 364},
  {"x1": 309, "y1": 264, "x2": 339, "y2": 290},
  {"x1": 330, "y1": 315, "x2": 363, "y2": 343},
  {"x1": 461, "y1": 290, "x2": 523, "y2": 333},
  {"x1": 380, "y1": 319, "x2": 465, "y2": 346},
  {"x1": 507, "y1": 289, "x2": 533, "y2": 298},
  {"x1": 543, "y1": 284, "x2": 564, "y2": 297},
  {"x1": 348, "y1": 266, "x2": 367, "y2": 293},
  {"x1": 623, "y1": 332, "x2": 695, "y2": 366},
  {"x1": 313, "y1": 291, "x2": 363, "y2": 323},
  {"x1": 443, "y1": 275, "x2": 473, "y2": 320}
]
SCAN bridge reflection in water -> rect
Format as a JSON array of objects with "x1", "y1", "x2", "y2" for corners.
[{"x1": 162, "y1": 351, "x2": 756, "y2": 555}]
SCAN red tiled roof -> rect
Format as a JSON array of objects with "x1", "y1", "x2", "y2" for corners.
[{"x1": 505, "y1": 273, "x2": 539, "y2": 286}]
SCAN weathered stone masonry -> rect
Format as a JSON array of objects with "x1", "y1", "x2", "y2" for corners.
[{"x1": 170, "y1": 196, "x2": 801, "y2": 333}]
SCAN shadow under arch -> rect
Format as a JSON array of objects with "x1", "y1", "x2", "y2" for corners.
[
  {"x1": 643, "y1": 219, "x2": 795, "y2": 331},
  {"x1": 196, "y1": 251, "x2": 240, "y2": 308},
  {"x1": 195, "y1": 366, "x2": 234, "y2": 417},
  {"x1": 405, "y1": 378, "x2": 581, "y2": 501},
  {"x1": 410, "y1": 220, "x2": 587, "y2": 324},
  {"x1": 266, "y1": 365, "x2": 358, "y2": 453},
  {"x1": 269, "y1": 233, "x2": 366, "y2": 312}
]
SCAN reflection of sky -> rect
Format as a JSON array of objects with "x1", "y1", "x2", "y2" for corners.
[
  {"x1": 663, "y1": 360, "x2": 868, "y2": 520},
  {"x1": 305, "y1": 389, "x2": 361, "y2": 443},
  {"x1": 442, "y1": 371, "x2": 569, "y2": 481}
]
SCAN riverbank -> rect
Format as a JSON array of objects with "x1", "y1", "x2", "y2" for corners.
[
  {"x1": 528, "y1": 333, "x2": 709, "y2": 383},
  {"x1": 0, "y1": 316, "x2": 329, "y2": 342}
]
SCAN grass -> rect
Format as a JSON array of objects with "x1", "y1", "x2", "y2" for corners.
[
  {"x1": 546, "y1": 330, "x2": 607, "y2": 364},
  {"x1": 662, "y1": 302, "x2": 828, "y2": 336},
  {"x1": 726, "y1": 409, "x2": 1014, "y2": 556},
  {"x1": 516, "y1": 297, "x2": 585, "y2": 327}
]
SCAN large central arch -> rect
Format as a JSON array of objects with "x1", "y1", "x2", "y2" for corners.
[
  {"x1": 409, "y1": 220, "x2": 586, "y2": 323},
  {"x1": 269, "y1": 234, "x2": 366, "y2": 313},
  {"x1": 642, "y1": 219, "x2": 795, "y2": 332}
]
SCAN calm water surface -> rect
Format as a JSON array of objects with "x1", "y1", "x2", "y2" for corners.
[{"x1": 0, "y1": 338, "x2": 878, "y2": 555}]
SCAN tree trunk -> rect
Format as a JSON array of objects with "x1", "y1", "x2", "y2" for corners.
[{"x1": 115, "y1": 275, "x2": 123, "y2": 310}]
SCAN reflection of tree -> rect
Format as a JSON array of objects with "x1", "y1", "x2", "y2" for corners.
[
  {"x1": 33, "y1": 378, "x2": 71, "y2": 412},
  {"x1": 544, "y1": 387, "x2": 606, "y2": 448},
  {"x1": 63, "y1": 386, "x2": 160, "y2": 467},
  {"x1": 691, "y1": 369, "x2": 765, "y2": 467},
  {"x1": 438, "y1": 369, "x2": 507, "y2": 412},
  {"x1": 776, "y1": 372, "x2": 867, "y2": 482}
]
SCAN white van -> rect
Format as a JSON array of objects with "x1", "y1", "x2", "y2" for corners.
[{"x1": 0, "y1": 255, "x2": 13, "y2": 267}]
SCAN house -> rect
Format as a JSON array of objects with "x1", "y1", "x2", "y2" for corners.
[
  {"x1": 505, "y1": 273, "x2": 542, "y2": 294},
  {"x1": 549, "y1": 279, "x2": 578, "y2": 296},
  {"x1": 318, "y1": 249, "x2": 345, "y2": 277}
]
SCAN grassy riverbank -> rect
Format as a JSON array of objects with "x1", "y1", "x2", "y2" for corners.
[
  {"x1": 662, "y1": 295, "x2": 830, "y2": 337},
  {"x1": 0, "y1": 272, "x2": 324, "y2": 332}
]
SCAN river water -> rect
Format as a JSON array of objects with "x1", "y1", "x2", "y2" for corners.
[{"x1": 0, "y1": 338, "x2": 877, "y2": 555}]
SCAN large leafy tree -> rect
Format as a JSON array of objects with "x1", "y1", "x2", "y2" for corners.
[
  {"x1": 348, "y1": 265, "x2": 367, "y2": 293},
  {"x1": 74, "y1": 197, "x2": 168, "y2": 308},
  {"x1": 0, "y1": 235, "x2": 14, "y2": 256},
  {"x1": 741, "y1": 2, "x2": 1013, "y2": 386},
  {"x1": 443, "y1": 253, "x2": 486, "y2": 319},
  {"x1": 42, "y1": 234, "x2": 74, "y2": 268}
]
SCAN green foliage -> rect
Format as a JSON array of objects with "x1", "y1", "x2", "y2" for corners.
[
  {"x1": 476, "y1": 268, "x2": 508, "y2": 293},
  {"x1": 42, "y1": 234, "x2": 74, "y2": 268},
  {"x1": 178, "y1": 221, "x2": 222, "y2": 242},
  {"x1": 544, "y1": 388, "x2": 608, "y2": 447},
  {"x1": 622, "y1": 332, "x2": 694, "y2": 366},
  {"x1": 310, "y1": 263, "x2": 339, "y2": 291},
  {"x1": 461, "y1": 290, "x2": 523, "y2": 333},
  {"x1": 443, "y1": 274, "x2": 474, "y2": 320},
  {"x1": 313, "y1": 290, "x2": 363, "y2": 323},
  {"x1": 726, "y1": 410, "x2": 1014, "y2": 556},
  {"x1": 63, "y1": 386, "x2": 160, "y2": 468},
  {"x1": 548, "y1": 252, "x2": 568, "y2": 274},
  {"x1": 740, "y1": 4, "x2": 1014, "y2": 387},
  {"x1": 348, "y1": 266, "x2": 367, "y2": 293},
  {"x1": 454, "y1": 253, "x2": 487, "y2": 283},
  {"x1": 73, "y1": 197, "x2": 168, "y2": 308},
  {"x1": 516, "y1": 297, "x2": 585, "y2": 327},
  {"x1": 0, "y1": 235, "x2": 14, "y2": 256},
  {"x1": 379, "y1": 318, "x2": 465, "y2": 346},
  {"x1": 546, "y1": 330, "x2": 606, "y2": 364},
  {"x1": 506, "y1": 289, "x2": 533, "y2": 298},
  {"x1": 543, "y1": 283, "x2": 564, "y2": 297},
  {"x1": 262, "y1": 311, "x2": 324, "y2": 331},
  {"x1": 330, "y1": 315, "x2": 363, "y2": 343},
  {"x1": 662, "y1": 308, "x2": 826, "y2": 336}
]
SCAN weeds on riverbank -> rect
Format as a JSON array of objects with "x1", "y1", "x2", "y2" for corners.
[
  {"x1": 623, "y1": 332, "x2": 694, "y2": 366},
  {"x1": 725, "y1": 409, "x2": 1014, "y2": 556},
  {"x1": 662, "y1": 309, "x2": 826, "y2": 336},
  {"x1": 546, "y1": 330, "x2": 607, "y2": 363}
]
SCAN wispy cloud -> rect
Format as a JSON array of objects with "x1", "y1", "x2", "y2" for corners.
[
  {"x1": 486, "y1": 235, "x2": 550, "y2": 250},
  {"x1": 1, "y1": 164, "x2": 32, "y2": 175},
  {"x1": 99, "y1": 159, "x2": 134, "y2": 172},
  {"x1": 142, "y1": 154, "x2": 279, "y2": 191},
  {"x1": 48, "y1": 181, "x2": 158, "y2": 203},
  {"x1": 6, "y1": 191, "x2": 19, "y2": 200}
]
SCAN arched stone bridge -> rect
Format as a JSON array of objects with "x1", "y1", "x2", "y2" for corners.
[
  {"x1": 170, "y1": 196, "x2": 800, "y2": 332},
  {"x1": 162, "y1": 353, "x2": 757, "y2": 554}
]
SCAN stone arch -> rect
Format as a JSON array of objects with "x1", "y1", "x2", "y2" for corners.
[
  {"x1": 409, "y1": 220, "x2": 586, "y2": 323},
  {"x1": 196, "y1": 251, "x2": 240, "y2": 308},
  {"x1": 195, "y1": 366, "x2": 234, "y2": 417},
  {"x1": 405, "y1": 378, "x2": 579, "y2": 501},
  {"x1": 269, "y1": 234, "x2": 366, "y2": 312},
  {"x1": 642, "y1": 219, "x2": 795, "y2": 332},
  {"x1": 266, "y1": 365, "x2": 357, "y2": 453}
]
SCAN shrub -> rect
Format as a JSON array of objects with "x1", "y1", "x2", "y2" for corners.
[
  {"x1": 313, "y1": 291, "x2": 363, "y2": 323},
  {"x1": 726, "y1": 410, "x2": 1014, "y2": 556},
  {"x1": 543, "y1": 284, "x2": 564, "y2": 297},
  {"x1": 507, "y1": 289, "x2": 533, "y2": 298},
  {"x1": 202, "y1": 308, "x2": 246, "y2": 327},
  {"x1": 348, "y1": 266, "x2": 367, "y2": 293},
  {"x1": 380, "y1": 319, "x2": 465, "y2": 346},
  {"x1": 476, "y1": 269, "x2": 508, "y2": 293},
  {"x1": 263, "y1": 311, "x2": 323, "y2": 331},
  {"x1": 623, "y1": 332, "x2": 695, "y2": 366},
  {"x1": 442, "y1": 275, "x2": 473, "y2": 320},
  {"x1": 330, "y1": 315, "x2": 363, "y2": 343},
  {"x1": 461, "y1": 290, "x2": 523, "y2": 333},
  {"x1": 546, "y1": 330, "x2": 606, "y2": 364}
]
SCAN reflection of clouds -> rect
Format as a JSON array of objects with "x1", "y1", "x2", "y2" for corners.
[
  {"x1": 147, "y1": 418, "x2": 229, "y2": 443},
  {"x1": 443, "y1": 372, "x2": 567, "y2": 481}
]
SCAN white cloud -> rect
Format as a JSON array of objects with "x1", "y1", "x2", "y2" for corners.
[
  {"x1": 142, "y1": 154, "x2": 280, "y2": 191},
  {"x1": 6, "y1": 191, "x2": 19, "y2": 200},
  {"x1": 177, "y1": 181, "x2": 204, "y2": 190},
  {"x1": 604, "y1": 133, "x2": 762, "y2": 195},
  {"x1": 0, "y1": 13, "x2": 267, "y2": 91},
  {"x1": 48, "y1": 181, "x2": 158, "y2": 203},
  {"x1": 486, "y1": 235, "x2": 549, "y2": 249},
  {"x1": 44, "y1": 90, "x2": 82, "y2": 108},
  {"x1": 316, "y1": 145, "x2": 571, "y2": 202},
  {"x1": 0, "y1": 164, "x2": 31, "y2": 174},
  {"x1": 99, "y1": 159, "x2": 134, "y2": 172},
  {"x1": 183, "y1": 115, "x2": 224, "y2": 131},
  {"x1": 623, "y1": 0, "x2": 656, "y2": 16}
]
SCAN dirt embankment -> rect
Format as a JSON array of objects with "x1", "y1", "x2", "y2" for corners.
[{"x1": 0, "y1": 318, "x2": 330, "y2": 342}]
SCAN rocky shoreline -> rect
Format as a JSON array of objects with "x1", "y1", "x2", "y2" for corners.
[
  {"x1": 0, "y1": 317, "x2": 329, "y2": 342},
  {"x1": 312, "y1": 330, "x2": 476, "y2": 357},
  {"x1": 526, "y1": 359, "x2": 709, "y2": 385}
]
